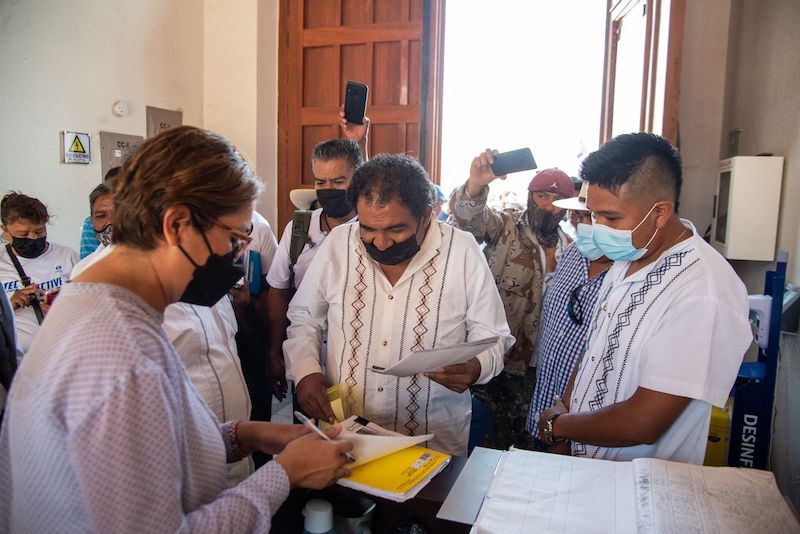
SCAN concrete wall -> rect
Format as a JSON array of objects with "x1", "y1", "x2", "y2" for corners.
[
  {"x1": 0, "y1": 0, "x2": 205, "y2": 250},
  {"x1": 678, "y1": 0, "x2": 732, "y2": 235},
  {"x1": 722, "y1": 1, "x2": 800, "y2": 292},
  {"x1": 719, "y1": 0, "x2": 800, "y2": 509}
]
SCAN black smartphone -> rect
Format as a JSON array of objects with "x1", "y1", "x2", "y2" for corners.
[
  {"x1": 490, "y1": 148, "x2": 537, "y2": 176},
  {"x1": 344, "y1": 81, "x2": 369, "y2": 125}
]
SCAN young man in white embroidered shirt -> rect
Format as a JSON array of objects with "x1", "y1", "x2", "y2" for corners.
[
  {"x1": 538, "y1": 133, "x2": 751, "y2": 464},
  {"x1": 0, "y1": 193, "x2": 78, "y2": 354},
  {"x1": 266, "y1": 114, "x2": 369, "y2": 401},
  {"x1": 284, "y1": 154, "x2": 514, "y2": 457}
]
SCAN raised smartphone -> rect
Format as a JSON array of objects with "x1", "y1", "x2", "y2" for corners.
[
  {"x1": 490, "y1": 148, "x2": 537, "y2": 176},
  {"x1": 344, "y1": 81, "x2": 369, "y2": 125}
]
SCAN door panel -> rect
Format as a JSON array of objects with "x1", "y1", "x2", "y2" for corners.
[
  {"x1": 600, "y1": 0, "x2": 685, "y2": 146},
  {"x1": 277, "y1": 0, "x2": 444, "y2": 228}
]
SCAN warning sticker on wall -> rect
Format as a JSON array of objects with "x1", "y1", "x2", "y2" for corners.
[{"x1": 63, "y1": 131, "x2": 91, "y2": 164}]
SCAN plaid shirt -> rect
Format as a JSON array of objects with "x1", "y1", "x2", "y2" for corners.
[
  {"x1": 525, "y1": 244, "x2": 606, "y2": 438},
  {"x1": 449, "y1": 184, "x2": 569, "y2": 376}
]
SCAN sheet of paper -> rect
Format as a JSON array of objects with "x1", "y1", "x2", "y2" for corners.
[
  {"x1": 437, "y1": 447, "x2": 503, "y2": 524},
  {"x1": 336, "y1": 415, "x2": 434, "y2": 468},
  {"x1": 471, "y1": 450, "x2": 636, "y2": 534},
  {"x1": 369, "y1": 336, "x2": 500, "y2": 377},
  {"x1": 342, "y1": 432, "x2": 433, "y2": 468},
  {"x1": 633, "y1": 458, "x2": 800, "y2": 534}
]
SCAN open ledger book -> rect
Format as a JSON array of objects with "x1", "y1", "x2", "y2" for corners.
[
  {"x1": 472, "y1": 449, "x2": 799, "y2": 534},
  {"x1": 329, "y1": 415, "x2": 451, "y2": 502}
]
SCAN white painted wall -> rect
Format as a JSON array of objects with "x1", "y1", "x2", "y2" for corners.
[
  {"x1": 204, "y1": 0, "x2": 258, "y2": 167},
  {"x1": 0, "y1": 0, "x2": 205, "y2": 251},
  {"x1": 256, "y1": 0, "x2": 280, "y2": 230},
  {"x1": 203, "y1": 0, "x2": 280, "y2": 231}
]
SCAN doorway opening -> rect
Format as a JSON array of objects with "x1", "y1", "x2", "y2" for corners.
[{"x1": 439, "y1": 1, "x2": 607, "y2": 207}]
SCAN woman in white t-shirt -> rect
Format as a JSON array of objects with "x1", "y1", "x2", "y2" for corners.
[{"x1": 0, "y1": 193, "x2": 78, "y2": 353}]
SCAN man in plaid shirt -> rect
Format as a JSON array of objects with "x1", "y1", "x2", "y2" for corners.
[{"x1": 525, "y1": 182, "x2": 611, "y2": 444}]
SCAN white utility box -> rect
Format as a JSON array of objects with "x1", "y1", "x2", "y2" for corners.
[{"x1": 711, "y1": 156, "x2": 783, "y2": 261}]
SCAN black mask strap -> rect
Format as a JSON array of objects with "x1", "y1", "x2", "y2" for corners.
[{"x1": 177, "y1": 221, "x2": 215, "y2": 269}]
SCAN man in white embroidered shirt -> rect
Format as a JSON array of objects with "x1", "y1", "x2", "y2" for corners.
[
  {"x1": 285, "y1": 154, "x2": 514, "y2": 457},
  {"x1": 538, "y1": 133, "x2": 751, "y2": 464}
]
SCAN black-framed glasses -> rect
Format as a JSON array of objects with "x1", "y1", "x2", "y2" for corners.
[{"x1": 567, "y1": 282, "x2": 588, "y2": 326}]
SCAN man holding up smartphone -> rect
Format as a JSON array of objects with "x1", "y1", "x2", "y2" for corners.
[
  {"x1": 265, "y1": 111, "x2": 370, "y2": 403},
  {"x1": 449, "y1": 150, "x2": 573, "y2": 450}
]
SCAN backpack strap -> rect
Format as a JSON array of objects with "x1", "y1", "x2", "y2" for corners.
[
  {"x1": 4, "y1": 245, "x2": 44, "y2": 324},
  {"x1": 288, "y1": 210, "x2": 313, "y2": 290}
]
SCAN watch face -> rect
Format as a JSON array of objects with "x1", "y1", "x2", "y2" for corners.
[{"x1": 544, "y1": 421, "x2": 554, "y2": 443}]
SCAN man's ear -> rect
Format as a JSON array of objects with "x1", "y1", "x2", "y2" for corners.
[
  {"x1": 653, "y1": 201, "x2": 675, "y2": 229},
  {"x1": 162, "y1": 205, "x2": 192, "y2": 247}
]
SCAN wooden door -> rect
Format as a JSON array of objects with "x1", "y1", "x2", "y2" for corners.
[
  {"x1": 277, "y1": 0, "x2": 445, "y2": 228},
  {"x1": 600, "y1": 0, "x2": 685, "y2": 146}
]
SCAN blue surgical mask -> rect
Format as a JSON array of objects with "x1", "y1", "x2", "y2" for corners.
[
  {"x1": 574, "y1": 223, "x2": 604, "y2": 261},
  {"x1": 591, "y1": 204, "x2": 658, "y2": 261}
]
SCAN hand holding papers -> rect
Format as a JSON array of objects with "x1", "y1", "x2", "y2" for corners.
[
  {"x1": 369, "y1": 336, "x2": 499, "y2": 377},
  {"x1": 295, "y1": 411, "x2": 357, "y2": 463}
]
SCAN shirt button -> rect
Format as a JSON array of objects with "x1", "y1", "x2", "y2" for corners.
[
  {"x1": 591, "y1": 356, "x2": 596, "y2": 362},
  {"x1": 382, "y1": 340, "x2": 388, "y2": 346},
  {"x1": 559, "y1": 330, "x2": 565, "y2": 337},
  {"x1": 377, "y1": 386, "x2": 384, "y2": 392},
  {"x1": 388, "y1": 294, "x2": 394, "y2": 300}
]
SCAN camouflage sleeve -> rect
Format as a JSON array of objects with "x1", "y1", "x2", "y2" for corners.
[{"x1": 449, "y1": 183, "x2": 505, "y2": 245}]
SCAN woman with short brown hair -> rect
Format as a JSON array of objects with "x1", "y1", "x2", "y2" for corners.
[{"x1": 0, "y1": 126, "x2": 352, "y2": 532}]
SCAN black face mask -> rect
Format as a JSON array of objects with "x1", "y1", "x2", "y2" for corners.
[
  {"x1": 316, "y1": 188, "x2": 353, "y2": 219},
  {"x1": 178, "y1": 230, "x2": 244, "y2": 307},
  {"x1": 95, "y1": 224, "x2": 113, "y2": 247},
  {"x1": 363, "y1": 223, "x2": 422, "y2": 266},
  {"x1": 11, "y1": 236, "x2": 47, "y2": 259}
]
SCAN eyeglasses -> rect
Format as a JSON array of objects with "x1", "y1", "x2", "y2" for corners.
[
  {"x1": 213, "y1": 220, "x2": 253, "y2": 261},
  {"x1": 567, "y1": 282, "x2": 587, "y2": 326}
]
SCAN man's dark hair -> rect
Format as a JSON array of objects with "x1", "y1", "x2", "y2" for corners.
[
  {"x1": 347, "y1": 154, "x2": 433, "y2": 219},
  {"x1": 89, "y1": 177, "x2": 117, "y2": 215},
  {"x1": 570, "y1": 176, "x2": 582, "y2": 191},
  {"x1": 0, "y1": 192, "x2": 50, "y2": 226},
  {"x1": 580, "y1": 133, "x2": 682, "y2": 211},
  {"x1": 311, "y1": 139, "x2": 363, "y2": 172},
  {"x1": 104, "y1": 166, "x2": 121, "y2": 182}
]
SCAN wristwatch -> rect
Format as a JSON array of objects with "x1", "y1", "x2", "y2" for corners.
[{"x1": 543, "y1": 412, "x2": 567, "y2": 444}]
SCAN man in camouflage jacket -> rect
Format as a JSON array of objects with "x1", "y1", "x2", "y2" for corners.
[{"x1": 450, "y1": 149, "x2": 573, "y2": 449}]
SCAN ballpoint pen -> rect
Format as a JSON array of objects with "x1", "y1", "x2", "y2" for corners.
[{"x1": 293, "y1": 411, "x2": 356, "y2": 463}]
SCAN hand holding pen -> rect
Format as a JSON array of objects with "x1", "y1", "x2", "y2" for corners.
[{"x1": 294, "y1": 411, "x2": 357, "y2": 463}]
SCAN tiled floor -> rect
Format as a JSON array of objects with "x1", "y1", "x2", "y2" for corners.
[{"x1": 271, "y1": 394, "x2": 293, "y2": 424}]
